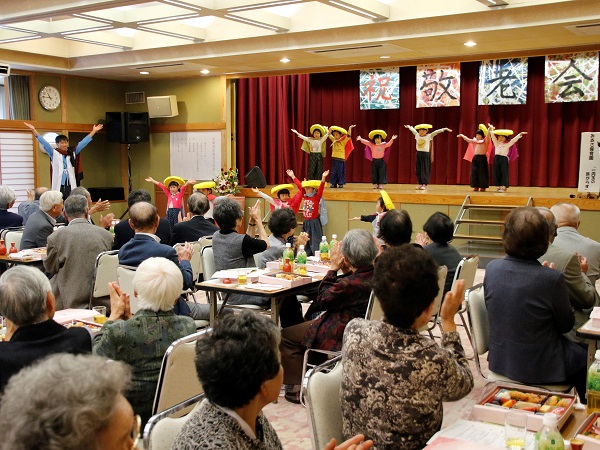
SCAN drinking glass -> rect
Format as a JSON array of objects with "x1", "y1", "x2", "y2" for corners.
[{"x1": 505, "y1": 410, "x2": 527, "y2": 449}]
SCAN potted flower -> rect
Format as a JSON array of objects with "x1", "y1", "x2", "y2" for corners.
[{"x1": 213, "y1": 168, "x2": 239, "y2": 195}]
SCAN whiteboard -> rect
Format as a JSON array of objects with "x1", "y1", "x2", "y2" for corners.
[{"x1": 169, "y1": 131, "x2": 222, "y2": 180}]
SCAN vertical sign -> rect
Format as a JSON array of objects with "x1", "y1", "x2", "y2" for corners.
[
  {"x1": 416, "y1": 63, "x2": 461, "y2": 108},
  {"x1": 578, "y1": 132, "x2": 600, "y2": 193},
  {"x1": 359, "y1": 68, "x2": 400, "y2": 110},
  {"x1": 478, "y1": 58, "x2": 528, "y2": 105},
  {"x1": 545, "y1": 52, "x2": 599, "y2": 103}
]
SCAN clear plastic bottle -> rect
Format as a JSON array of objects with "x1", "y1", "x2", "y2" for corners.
[
  {"x1": 296, "y1": 245, "x2": 307, "y2": 275},
  {"x1": 319, "y1": 236, "x2": 329, "y2": 261},
  {"x1": 282, "y1": 243, "x2": 294, "y2": 272},
  {"x1": 535, "y1": 413, "x2": 564, "y2": 450},
  {"x1": 588, "y1": 349, "x2": 600, "y2": 415},
  {"x1": 329, "y1": 234, "x2": 338, "y2": 251}
]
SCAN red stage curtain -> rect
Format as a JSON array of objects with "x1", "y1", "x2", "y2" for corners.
[
  {"x1": 236, "y1": 74, "x2": 310, "y2": 184},
  {"x1": 236, "y1": 58, "x2": 600, "y2": 187}
]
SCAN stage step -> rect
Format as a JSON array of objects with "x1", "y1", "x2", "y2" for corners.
[
  {"x1": 462, "y1": 203, "x2": 525, "y2": 210},
  {"x1": 453, "y1": 234, "x2": 503, "y2": 242},
  {"x1": 455, "y1": 219, "x2": 504, "y2": 225}
]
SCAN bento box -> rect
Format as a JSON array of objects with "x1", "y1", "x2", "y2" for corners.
[
  {"x1": 573, "y1": 411, "x2": 600, "y2": 449},
  {"x1": 258, "y1": 272, "x2": 314, "y2": 288},
  {"x1": 470, "y1": 383, "x2": 575, "y2": 432}
]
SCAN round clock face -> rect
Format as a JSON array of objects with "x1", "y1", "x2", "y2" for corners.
[{"x1": 38, "y1": 85, "x2": 61, "y2": 111}]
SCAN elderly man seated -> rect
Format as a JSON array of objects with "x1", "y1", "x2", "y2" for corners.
[
  {"x1": 94, "y1": 257, "x2": 196, "y2": 426},
  {"x1": 378, "y1": 209, "x2": 413, "y2": 249},
  {"x1": 20, "y1": 190, "x2": 64, "y2": 250},
  {"x1": 280, "y1": 228, "x2": 378, "y2": 403},
  {"x1": 0, "y1": 186, "x2": 23, "y2": 229},
  {"x1": 18, "y1": 187, "x2": 48, "y2": 225},
  {"x1": 44, "y1": 194, "x2": 113, "y2": 310},
  {"x1": 0, "y1": 266, "x2": 92, "y2": 393}
]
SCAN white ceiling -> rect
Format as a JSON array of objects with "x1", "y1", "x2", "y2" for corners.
[{"x1": 0, "y1": 0, "x2": 599, "y2": 81}]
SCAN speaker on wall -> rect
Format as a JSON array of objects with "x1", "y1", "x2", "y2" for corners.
[
  {"x1": 125, "y1": 112, "x2": 149, "y2": 143},
  {"x1": 105, "y1": 112, "x2": 125, "y2": 143},
  {"x1": 105, "y1": 112, "x2": 149, "y2": 143},
  {"x1": 244, "y1": 166, "x2": 267, "y2": 188}
]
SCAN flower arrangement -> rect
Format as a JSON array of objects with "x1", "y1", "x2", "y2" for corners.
[{"x1": 213, "y1": 167, "x2": 239, "y2": 195}]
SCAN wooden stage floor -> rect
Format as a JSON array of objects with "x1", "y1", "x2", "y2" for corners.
[{"x1": 242, "y1": 183, "x2": 600, "y2": 211}]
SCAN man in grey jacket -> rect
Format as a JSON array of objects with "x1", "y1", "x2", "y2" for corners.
[{"x1": 538, "y1": 207, "x2": 599, "y2": 345}]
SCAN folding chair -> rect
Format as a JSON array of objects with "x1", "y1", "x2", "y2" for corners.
[
  {"x1": 117, "y1": 265, "x2": 140, "y2": 314},
  {"x1": 89, "y1": 250, "x2": 119, "y2": 309},
  {"x1": 303, "y1": 356, "x2": 344, "y2": 450},
  {"x1": 4, "y1": 228, "x2": 24, "y2": 251},
  {"x1": 153, "y1": 330, "x2": 207, "y2": 417},
  {"x1": 453, "y1": 255, "x2": 480, "y2": 344},
  {"x1": 364, "y1": 290, "x2": 384, "y2": 321},
  {"x1": 144, "y1": 393, "x2": 204, "y2": 450},
  {"x1": 418, "y1": 265, "x2": 448, "y2": 339}
]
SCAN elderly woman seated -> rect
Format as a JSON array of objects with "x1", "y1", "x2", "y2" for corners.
[
  {"x1": 416, "y1": 211, "x2": 462, "y2": 294},
  {"x1": 0, "y1": 353, "x2": 139, "y2": 450},
  {"x1": 280, "y1": 228, "x2": 378, "y2": 403},
  {"x1": 172, "y1": 310, "x2": 373, "y2": 450},
  {"x1": 341, "y1": 245, "x2": 473, "y2": 450},
  {"x1": 94, "y1": 257, "x2": 196, "y2": 426},
  {"x1": 484, "y1": 206, "x2": 587, "y2": 399}
]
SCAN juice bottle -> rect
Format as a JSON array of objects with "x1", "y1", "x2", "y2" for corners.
[
  {"x1": 282, "y1": 243, "x2": 294, "y2": 272},
  {"x1": 282, "y1": 258, "x2": 292, "y2": 273},
  {"x1": 319, "y1": 236, "x2": 329, "y2": 261},
  {"x1": 587, "y1": 349, "x2": 600, "y2": 415},
  {"x1": 534, "y1": 413, "x2": 564, "y2": 450},
  {"x1": 296, "y1": 245, "x2": 307, "y2": 275}
]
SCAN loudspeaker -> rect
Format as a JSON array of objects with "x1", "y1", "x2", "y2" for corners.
[
  {"x1": 147, "y1": 95, "x2": 179, "y2": 118},
  {"x1": 244, "y1": 166, "x2": 267, "y2": 188},
  {"x1": 105, "y1": 112, "x2": 125, "y2": 143},
  {"x1": 125, "y1": 112, "x2": 149, "y2": 143},
  {"x1": 105, "y1": 112, "x2": 149, "y2": 143}
]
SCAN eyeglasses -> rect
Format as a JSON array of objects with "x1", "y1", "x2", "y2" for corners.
[{"x1": 131, "y1": 415, "x2": 141, "y2": 449}]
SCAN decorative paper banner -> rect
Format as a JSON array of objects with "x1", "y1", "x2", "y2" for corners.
[
  {"x1": 545, "y1": 52, "x2": 599, "y2": 103},
  {"x1": 478, "y1": 58, "x2": 528, "y2": 105},
  {"x1": 359, "y1": 68, "x2": 400, "y2": 110},
  {"x1": 578, "y1": 132, "x2": 600, "y2": 193},
  {"x1": 417, "y1": 63, "x2": 460, "y2": 108}
]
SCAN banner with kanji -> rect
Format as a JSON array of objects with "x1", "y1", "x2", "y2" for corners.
[
  {"x1": 478, "y1": 58, "x2": 528, "y2": 105},
  {"x1": 359, "y1": 68, "x2": 399, "y2": 110},
  {"x1": 545, "y1": 52, "x2": 599, "y2": 103},
  {"x1": 416, "y1": 63, "x2": 460, "y2": 108}
]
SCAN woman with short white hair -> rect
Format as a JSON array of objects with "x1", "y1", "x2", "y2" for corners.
[{"x1": 94, "y1": 256, "x2": 196, "y2": 426}]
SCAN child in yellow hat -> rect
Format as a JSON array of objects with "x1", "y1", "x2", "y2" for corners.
[
  {"x1": 405, "y1": 124, "x2": 452, "y2": 190},
  {"x1": 329, "y1": 124, "x2": 356, "y2": 188},
  {"x1": 357, "y1": 129, "x2": 397, "y2": 189},
  {"x1": 487, "y1": 124, "x2": 527, "y2": 192},
  {"x1": 291, "y1": 124, "x2": 329, "y2": 180},
  {"x1": 145, "y1": 175, "x2": 196, "y2": 227}
]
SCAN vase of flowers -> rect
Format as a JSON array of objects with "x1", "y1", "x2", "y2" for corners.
[{"x1": 214, "y1": 168, "x2": 239, "y2": 195}]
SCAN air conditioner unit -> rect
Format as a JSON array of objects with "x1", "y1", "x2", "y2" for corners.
[
  {"x1": 0, "y1": 64, "x2": 10, "y2": 77},
  {"x1": 147, "y1": 95, "x2": 179, "y2": 118}
]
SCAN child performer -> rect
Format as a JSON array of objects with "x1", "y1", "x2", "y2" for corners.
[
  {"x1": 458, "y1": 124, "x2": 493, "y2": 192},
  {"x1": 291, "y1": 125, "x2": 329, "y2": 180},
  {"x1": 194, "y1": 181, "x2": 220, "y2": 221},
  {"x1": 356, "y1": 129, "x2": 397, "y2": 189},
  {"x1": 329, "y1": 125, "x2": 356, "y2": 188},
  {"x1": 24, "y1": 122, "x2": 103, "y2": 198},
  {"x1": 145, "y1": 176, "x2": 195, "y2": 228},
  {"x1": 405, "y1": 124, "x2": 452, "y2": 190},
  {"x1": 487, "y1": 124, "x2": 527, "y2": 192},
  {"x1": 289, "y1": 170, "x2": 329, "y2": 256},
  {"x1": 251, "y1": 184, "x2": 294, "y2": 211},
  {"x1": 349, "y1": 191, "x2": 394, "y2": 243}
]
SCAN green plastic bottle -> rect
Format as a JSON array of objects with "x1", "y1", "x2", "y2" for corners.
[
  {"x1": 296, "y1": 245, "x2": 307, "y2": 275},
  {"x1": 319, "y1": 236, "x2": 329, "y2": 261},
  {"x1": 587, "y1": 349, "x2": 600, "y2": 415},
  {"x1": 534, "y1": 414, "x2": 564, "y2": 450},
  {"x1": 329, "y1": 234, "x2": 338, "y2": 251}
]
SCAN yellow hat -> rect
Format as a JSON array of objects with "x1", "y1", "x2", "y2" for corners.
[
  {"x1": 194, "y1": 181, "x2": 216, "y2": 190},
  {"x1": 271, "y1": 184, "x2": 294, "y2": 194},
  {"x1": 368, "y1": 129, "x2": 387, "y2": 140},
  {"x1": 478, "y1": 124, "x2": 488, "y2": 136},
  {"x1": 164, "y1": 176, "x2": 185, "y2": 187},
  {"x1": 309, "y1": 124, "x2": 327, "y2": 136},
  {"x1": 301, "y1": 180, "x2": 321, "y2": 188},
  {"x1": 493, "y1": 129, "x2": 513, "y2": 137},
  {"x1": 380, "y1": 190, "x2": 395, "y2": 210},
  {"x1": 329, "y1": 125, "x2": 348, "y2": 135},
  {"x1": 414, "y1": 124, "x2": 432, "y2": 130}
]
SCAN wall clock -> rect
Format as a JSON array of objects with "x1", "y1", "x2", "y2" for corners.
[{"x1": 38, "y1": 85, "x2": 61, "y2": 111}]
